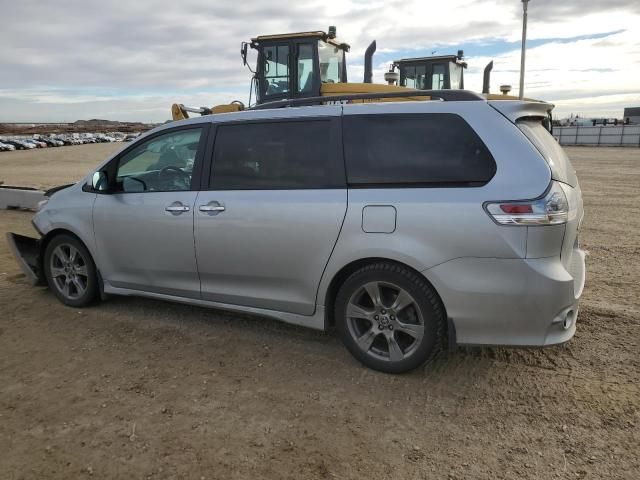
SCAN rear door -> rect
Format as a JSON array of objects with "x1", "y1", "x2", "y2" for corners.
[{"x1": 194, "y1": 110, "x2": 346, "y2": 315}]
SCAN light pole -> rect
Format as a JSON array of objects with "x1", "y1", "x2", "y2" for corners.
[{"x1": 519, "y1": 0, "x2": 530, "y2": 100}]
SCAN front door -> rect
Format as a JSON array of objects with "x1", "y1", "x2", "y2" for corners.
[
  {"x1": 194, "y1": 111, "x2": 347, "y2": 315},
  {"x1": 93, "y1": 125, "x2": 208, "y2": 298}
]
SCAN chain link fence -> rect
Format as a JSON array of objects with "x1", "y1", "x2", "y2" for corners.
[{"x1": 554, "y1": 125, "x2": 640, "y2": 147}]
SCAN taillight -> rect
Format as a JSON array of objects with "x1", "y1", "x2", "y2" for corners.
[{"x1": 485, "y1": 182, "x2": 569, "y2": 226}]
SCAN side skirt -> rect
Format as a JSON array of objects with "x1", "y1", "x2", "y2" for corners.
[{"x1": 103, "y1": 284, "x2": 326, "y2": 331}]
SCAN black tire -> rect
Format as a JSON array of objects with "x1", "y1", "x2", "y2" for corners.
[
  {"x1": 335, "y1": 262, "x2": 445, "y2": 373},
  {"x1": 43, "y1": 234, "x2": 99, "y2": 307}
]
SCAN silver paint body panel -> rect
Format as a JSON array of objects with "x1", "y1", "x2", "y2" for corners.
[{"x1": 194, "y1": 189, "x2": 347, "y2": 315}]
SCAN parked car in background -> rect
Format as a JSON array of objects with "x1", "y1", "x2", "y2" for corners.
[
  {"x1": 30, "y1": 139, "x2": 48, "y2": 148},
  {"x1": 38, "y1": 137, "x2": 61, "y2": 147},
  {"x1": 4, "y1": 139, "x2": 35, "y2": 149},
  {"x1": 53, "y1": 137, "x2": 72, "y2": 146},
  {"x1": 21, "y1": 139, "x2": 41, "y2": 148},
  {"x1": 0, "y1": 141, "x2": 16, "y2": 151}
]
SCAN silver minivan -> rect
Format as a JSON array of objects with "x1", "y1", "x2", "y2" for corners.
[{"x1": 8, "y1": 97, "x2": 585, "y2": 373}]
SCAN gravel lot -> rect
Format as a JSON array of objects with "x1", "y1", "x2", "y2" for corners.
[
  {"x1": 0, "y1": 143, "x2": 122, "y2": 190},
  {"x1": 0, "y1": 145, "x2": 638, "y2": 479}
]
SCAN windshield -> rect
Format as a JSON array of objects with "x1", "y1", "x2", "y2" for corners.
[
  {"x1": 318, "y1": 41, "x2": 344, "y2": 83},
  {"x1": 402, "y1": 65, "x2": 426, "y2": 89}
]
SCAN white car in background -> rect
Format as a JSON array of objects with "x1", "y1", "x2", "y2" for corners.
[{"x1": 19, "y1": 140, "x2": 36, "y2": 149}]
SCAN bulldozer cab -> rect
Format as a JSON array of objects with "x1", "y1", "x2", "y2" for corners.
[
  {"x1": 244, "y1": 29, "x2": 350, "y2": 105},
  {"x1": 393, "y1": 53, "x2": 467, "y2": 90}
]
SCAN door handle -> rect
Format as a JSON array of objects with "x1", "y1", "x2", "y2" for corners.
[
  {"x1": 165, "y1": 202, "x2": 190, "y2": 215},
  {"x1": 199, "y1": 201, "x2": 225, "y2": 215}
]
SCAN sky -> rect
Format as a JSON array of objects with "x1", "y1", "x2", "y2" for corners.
[{"x1": 0, "y1": 0, "x2": 638, "y2": 123}]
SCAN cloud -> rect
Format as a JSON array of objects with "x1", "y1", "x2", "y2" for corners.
[{"x1": 0, "y1": 0, "x2": 638, "y2": 121}]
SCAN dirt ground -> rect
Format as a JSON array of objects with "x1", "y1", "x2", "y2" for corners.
[
  {"x1": 0, "y1": 146, "x2": 639, "y2": 479},
  {"x1": 0, "y1": 143, "x2": 122, "y2": 190}
]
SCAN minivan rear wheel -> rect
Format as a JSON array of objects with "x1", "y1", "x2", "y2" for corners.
[
  {"x1": 335, "y1": 262, "x2": 444, "y2": 373},
  {"x1": 43, "y1": 234, "x2": 99, "y2": 307}
]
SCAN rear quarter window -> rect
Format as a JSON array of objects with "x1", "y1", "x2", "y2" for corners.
[
  {"x1": 517, "y1": 119, "x2": 578, "y2": 187},
  {"x1": 343, "y1": 113, "x2": 496, "y2": 186}
]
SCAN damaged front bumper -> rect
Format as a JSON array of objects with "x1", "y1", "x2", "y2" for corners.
[{"x1": 6, "y1": 232, "x2": 44, "y2": 286}]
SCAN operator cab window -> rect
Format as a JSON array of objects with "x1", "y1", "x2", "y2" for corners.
[
  {"x1": 432, "y1": 64, "x2": 446, "y2": 89},
  {"x1": 403, "y1": 65, "x2": 426, "y2": 89},
  {"x1": 318, "y1": 42, "x2": 344, "y2": 83},
  {"x1": 263, "y1": 45, "x2": 289, "y2": 96},
  {"x1": 115, "y1": 127, "x2": 203, "y2": 192},
  {"x1": 297, "y1": 44, "x2": 315, "y2": 94}
]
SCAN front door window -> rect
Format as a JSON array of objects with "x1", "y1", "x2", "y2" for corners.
[{"x1": 115, "y1": 128, "x2": 203, "y2": 192}]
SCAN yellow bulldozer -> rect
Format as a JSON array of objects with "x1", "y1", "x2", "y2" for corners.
[{"x1": 171, "y1": 26, "x2": 542, "y2": 122}]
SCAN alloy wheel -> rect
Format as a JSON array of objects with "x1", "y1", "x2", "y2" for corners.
[
  {"x1": 49, "y1": 244, "x2": 89, "y2": 300},
  {"x1": 345, "y1": 281, "x2": 425, "y2": 363}
]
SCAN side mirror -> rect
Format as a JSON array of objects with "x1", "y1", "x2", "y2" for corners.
[
  {"x1": 241, "y1": 42, "x2": 248, "y2": 66},
  {"x1": 92, "y1": 171, "x2": 108, "y2": 191}
]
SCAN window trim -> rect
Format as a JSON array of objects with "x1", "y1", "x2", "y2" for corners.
[
  {"x1": 204, "y1": 116, "x2": 346, "y2": 191},
  {"x1": 341, "y1": 113, "x2": 496, "y2": 188},
  {"x1": 100, "y1": 123, "x2": 210, "y2": 194}
]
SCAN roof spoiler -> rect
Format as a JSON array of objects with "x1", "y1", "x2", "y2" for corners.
[{"x1": 487, "y1": 100, "x2": 554, "y2": 123}]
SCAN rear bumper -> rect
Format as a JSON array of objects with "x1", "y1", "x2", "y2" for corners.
[
  {"x1": 6, "y1": 232, "x2": 44, "y2": 286},
  {"x1": 424, "y1": 250, "x2": 586, "y2": 347}
]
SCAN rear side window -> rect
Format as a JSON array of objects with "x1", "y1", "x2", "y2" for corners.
[
  {"x1": 517, "y1": 119, "x2": 578, "y2": 187},
  {"x1": 210, "y1": 120, "x2": 344, "y2": 190},
  {"x1": 343, "y1": 113, "x2": 496, "y2": 186}
]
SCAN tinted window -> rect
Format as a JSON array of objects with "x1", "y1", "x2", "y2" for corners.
[
  {"x1": 343, "y1": 113, "x2": 496, "y2": 186},
  {"x1": 116, "y1": 127, "x2": 202, "y2": 192},
  {"x1": 210, "y1": 120, "x2": 344, "y2": 190}
]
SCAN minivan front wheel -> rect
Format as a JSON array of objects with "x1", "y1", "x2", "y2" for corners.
[
  {"x1": 44, "y1": 234, "x2": 98, "y2": 307},
  {"x1": 335, "y1": 262, "x2": 444, "y2": 373}
]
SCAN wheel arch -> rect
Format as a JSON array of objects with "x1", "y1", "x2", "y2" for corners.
[
  {"x1": 322, "y1": 257, "x2": 448, "y2": 332},
  {"x1": 40, "y1": 228, "x2": 90, "y2": 259}
]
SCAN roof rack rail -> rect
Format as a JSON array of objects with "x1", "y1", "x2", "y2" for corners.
[{"x1": 251, "y1": 89, "x2": 484, "y2": 110}]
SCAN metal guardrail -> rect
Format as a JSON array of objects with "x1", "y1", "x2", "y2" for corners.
[{"x1": 554, "y1": 125, "x2": 640, "y2": 147}]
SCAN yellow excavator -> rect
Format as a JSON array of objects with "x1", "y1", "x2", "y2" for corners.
[{"x1": 171, "y1": 27, "x2": 534, "y2": 121}]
